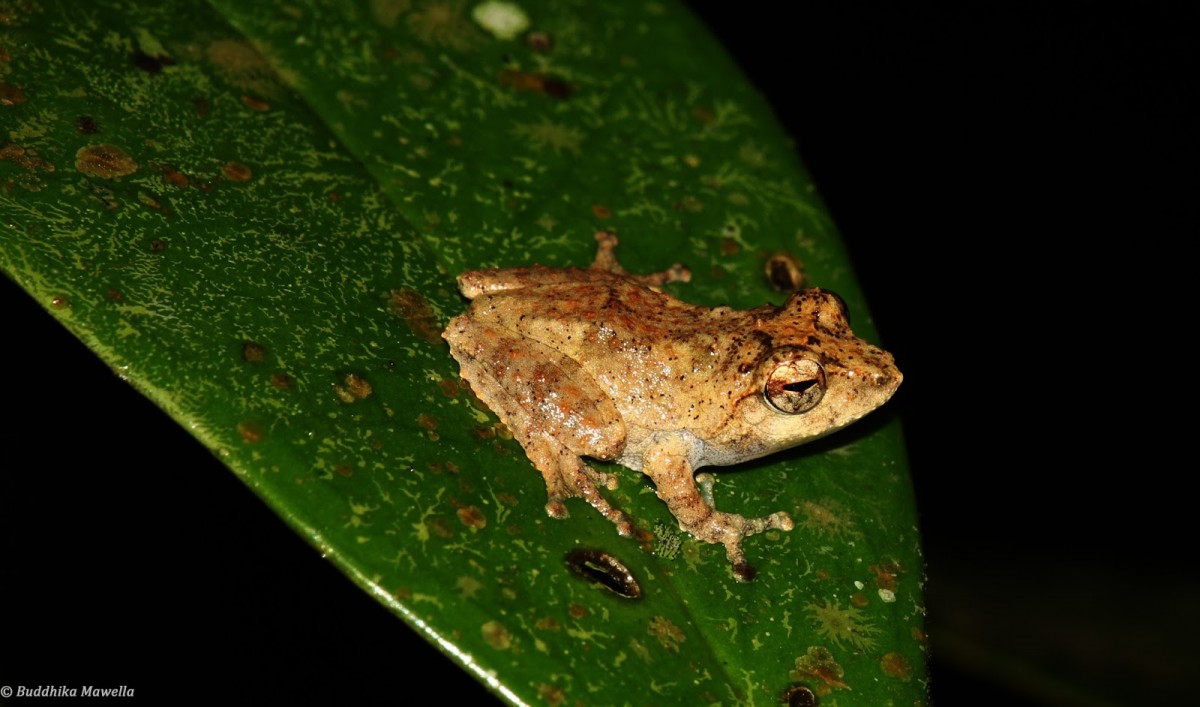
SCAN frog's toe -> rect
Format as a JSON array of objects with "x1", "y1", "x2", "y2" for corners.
[
  {"x1": 584, "y1": 466, "x2": 620, "y2": 491},
  {"x1": 612, "y1": 513, "x2": 634, "y2": 537},
  {"x1": 546, "y1": 499, "x2": 570, "y2": 519}
]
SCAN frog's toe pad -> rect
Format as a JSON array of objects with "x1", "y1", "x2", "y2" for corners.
[{"x1": 546, "y1": 500, "x2": 570, "y2": 519}]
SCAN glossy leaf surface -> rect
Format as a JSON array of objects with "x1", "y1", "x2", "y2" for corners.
[{"x1": 0, "y1": 1, "x2": 924, "y2": 703}]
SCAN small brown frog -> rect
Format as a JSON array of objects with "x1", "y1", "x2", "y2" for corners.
[{"x1": 443, "y1": 232, "x2": 901, "y2": 580}]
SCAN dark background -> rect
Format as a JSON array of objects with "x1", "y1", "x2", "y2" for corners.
[{"x1": 3, "y1": 2, "x2": 1193, "y2": 704}]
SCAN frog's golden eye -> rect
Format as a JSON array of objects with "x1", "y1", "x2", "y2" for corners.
[{"x1": 764, "y1": 358, "x2": 826, "y2": 414}]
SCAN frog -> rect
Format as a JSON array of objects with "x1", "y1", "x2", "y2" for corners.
[{"x1": 443, "y1": 231, "x2": 902, "y2": 581}]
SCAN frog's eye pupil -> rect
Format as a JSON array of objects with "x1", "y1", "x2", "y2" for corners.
[
  {"x1": 764, "y1": 359, "x2": 826, "y2": 414},
  {"x1": 783, "y1": 380, "x2": 818, "y2": 395}
]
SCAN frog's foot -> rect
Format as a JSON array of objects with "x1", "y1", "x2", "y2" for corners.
[
  {"x1": 540, "y1": 445, "x2": 634, "y2": 536},
  {"x1": 590, "y1": 231, "x2": 691, "y2": 289},
  {"x1": 688, "y1": 509, "x2": 794, "y2": 582}
]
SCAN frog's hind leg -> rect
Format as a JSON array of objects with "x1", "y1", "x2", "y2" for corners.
[{"x1": 444, "y1": 320, "x2": 634, "y2": 536}]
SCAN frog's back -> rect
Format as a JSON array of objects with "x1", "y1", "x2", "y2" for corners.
[{"x1": 466, "y1": 278, "x2": 761, "y2": 433}]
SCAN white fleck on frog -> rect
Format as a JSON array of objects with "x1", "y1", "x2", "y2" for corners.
[{"x1": 443, "y1": 232, "x2": 901, "y2": 580}]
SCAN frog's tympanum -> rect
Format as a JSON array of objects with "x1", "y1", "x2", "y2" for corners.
[{"x1": 443, "y1": 232, "x2": 901, "y2": 580}]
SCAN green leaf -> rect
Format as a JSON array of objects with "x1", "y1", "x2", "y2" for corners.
[{"x1": 1, "y1": 1, "x2": 925, "y2": 703}]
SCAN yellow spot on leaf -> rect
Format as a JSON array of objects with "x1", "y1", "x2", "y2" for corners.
[
  {"x1": 471, "y1": 1, "x2": 530, "y2": 40},
  {"x1": 481, "y1": 619, "x2": 511, "y2": 650},
  {"x1": 648, "y1": 616, "x2": 685, "y2": 652}
]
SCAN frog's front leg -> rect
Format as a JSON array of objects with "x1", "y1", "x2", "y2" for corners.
[
  {"x1": 642, "y1": 436, "x2": 793, "y2": 581},
  {"x1": 443, "y1": 319, "x2": 634, "y2": 536}
]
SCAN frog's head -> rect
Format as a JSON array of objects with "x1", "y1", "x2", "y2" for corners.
[{"x1": 724, "y1": 289, "x2": 902, "y2": 458}]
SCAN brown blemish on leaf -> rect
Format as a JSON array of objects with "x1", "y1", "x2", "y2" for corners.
[
  {"x1": 130, "y1": 49, "x2": 175, "y2": 74},
  {"x1": 535, "y1": 617, "x2": 559, "y2": 631},
  {"x1": 799, "y1": 499, "x2": 861, "y2": 541},
  {"x1": 648, "y1": 616, "x2": 685, "y2": 652},
  {"x1": 766, "y1": 251, "x2": 807, "y2": 292},
  {"x1": 50, "y1": 296, "x2": 69, "y2": 309},
  {"x1": 497, "y1": 69, "x2": 574, "y2": 99},
  {"x1": 427, "y1": 518, "x2": 454, "y2": 538},
  {"x1": 481, "y1": 620, "x2": 511, "y2": 650},
  {"x1": 240, "y1": 95, "x2": 270, "y2": 112},
  {"x1": 104, "y1": 287, "x2": 123, "y2": 302},
  {"x1": 334, "y1": 463, "x2": 354, "y2": 478},
  {"x1": 568, "y1": 603, "x2": 586, "y2": 619},
  {"x1": 221, "y1": 161, "x2": 252, "y2": 182},
  {"x1": 388, "y1": 287, "x2": 443, "y2": 345},
  {"x1": 346, "y1": 374, "x2": 372, "y2": 398},
  {"x1": 206, "y1": 38, "x2": 281, "y2": 98},
  {"x1": 1, "y1": 143, "x2": 54, "y2": 173},
  {"x1": 437, "y1": 376, "x2": 461, "y2": 397},
  {"x1": 237, "y1": 420, "x2": 263, "y2": 443},
  {"x1": 241, "y1": 341, "x2": 266, "y2": 363},
  {"x1": 192, "y1": 96, "x2": 211, "y2": 117},
  {"x1": 334, "y1": 374, "x2": 373, "y2": 403},
  {"x1": 75, "y1": 144, "x2": 137, "y2": 179},
  {"x1": 161, "y1": 166, "x2": 189, "y2": 188},
  {"x1": 525, "y1": 30, "x2": 553, "y2": 53},
  {"x1": 456, "y1": 505, "x2": 486, "y2": 530},
  {"x1": 417, "y1": 413, "x2": 438, "y2": 431},
  {"x1": 912, "y1": 627, "x2": 927, "y2": 643},
  {"x1": 537, "y1": 683, "x2": 565, "y2": 707},
  {"x1": 591, "y1": 204, "x2": 612, "y2": 219},
  {"x1": 0, "y1": 81, "x2": 27, "y2": 106},
  {"x1": 850, "y1": 592, "x2": 869, "y2": 608},
  {"x1": 76, "y1": 116, "x2": 100, "y2": 134},
  {"x1": 444, "y1": 461, "x2": 460, "y2": 474},
  {"x1": 496, "y1": 492, "x2": 518, "y2": 507},
  {"x1": 150, "y1": 239, "x2": 166, "y2": 252},
  {"x1": 269, "y1": 373, "x2": 292, "y2": 389},
  {"x1": 880, "y1": 652, "x2": 912, "y2": 682},
  {"x1": 870, "y1": 560, "x2": 901, "y2": 591},
  {"x1": 789, "y1": 646, "x2": 849, "y2": 695}
]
